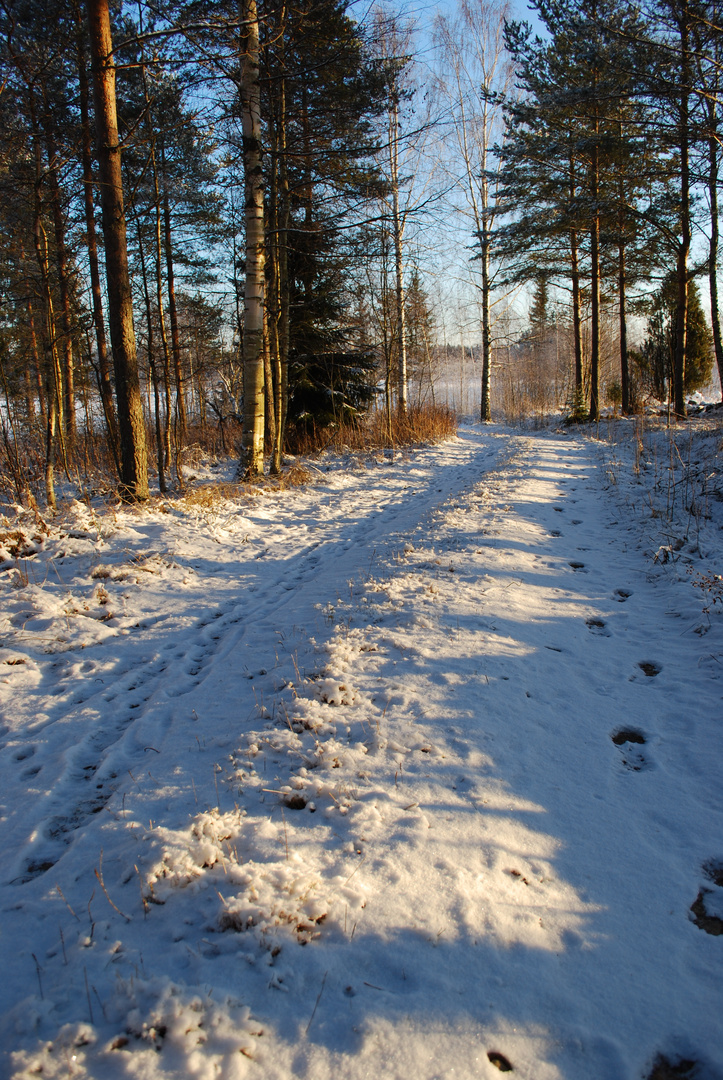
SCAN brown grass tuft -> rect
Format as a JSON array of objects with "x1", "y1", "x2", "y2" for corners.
[{"x1": 287, "y1": 404, "x2": 457, "y2": 456}]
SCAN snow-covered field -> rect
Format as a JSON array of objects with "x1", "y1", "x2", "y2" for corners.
[{"x1": 0, "y1": 419, "x2": 721, "y2": 1080}]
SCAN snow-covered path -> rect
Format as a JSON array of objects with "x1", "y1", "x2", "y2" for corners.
[{"x1": 1, "y1": 426, "x2": 721, "y2": 1080}]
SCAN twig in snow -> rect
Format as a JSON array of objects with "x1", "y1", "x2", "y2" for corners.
[
  {"x1": 31, "y1": 954, "x2": 43, "y2": 1000},
  {"x1": 92, "y1": 985, "x2": 108, "y2": 1021},
  {"x1": 344, "y1": 855, "x2": 366, "y2": 886},
  {"x1": 95, "y1": 849, "x2": 131, "y2": 922},
  {"x1": 84, "y1": 967, "x2": 94, "y2": 1023},
  {"x1": 55, "y1": 883, "x2": 80, "y2": 921},
  {"x1": 305, "y1": 971, "x2": 328, "y2": 1034}
]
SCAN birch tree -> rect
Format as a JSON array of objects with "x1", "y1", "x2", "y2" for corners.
[{"x1": 436, "y1": 0, "x2": 514, "y2": 421}]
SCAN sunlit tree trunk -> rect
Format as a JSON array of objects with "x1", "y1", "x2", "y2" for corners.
[
  {"x1": 75, "y1": 1, "x2": 119, "y2": 473},
  {"x1": 389, "y1": 96, "x2": 408, "y2": 414},
  {"x1": 86, "y1": 0, "x2": 149, "y2": 500},
  {"x1": 161, "y1": 140, "x2": 187, "y2": 440},
  {"x1": 238, "y1": 0, "x2": 265, "y2": 477}
]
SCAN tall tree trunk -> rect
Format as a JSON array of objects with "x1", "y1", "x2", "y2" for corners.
[
  {"x1": 389, "y1": 97, "x2": 408, "y2": 414},
  {"x1": 570, "y1": 228, "x2": 584, "y2": 416},
  {"x1": 43, "y1": 116, "x2": 76, "y2": 449},
  {"x1": 75, "y1": 1, "x2": 119, "y2": 472},
  {"x1": 707, "y1": 103, "x2": 723, "y2": 397},
  {"x1": 28, "y1": 299, "x2": 47, "y2": 428},
  {"x1": 29, "y1": 94, "x2": 64, "y2": 505},
  {"x1": 160, "y1": 140, "x2": 187, "y2": 439},
  {"x1": 272, "y1": 54, "x2": 290, "y2": 474},
  {"x1": 480, "y1": 212, "x2": 492, "y2": 422},
  {"x1": 673, "y1": 0, "x2": 691, "y2": 418},
  {"x1": 589, "y1": 141, "x2": 601, "y2": 421},
  {"x1": 238, "y1": 0, "x2": 265, "y2": 477},
  {"x1": 136, "y1": 217, "x2": 167, "y2": 493},
  {"x1": 619, "y1": 241, "x2": 630, "y2": 414},
  {"x1": 86, "y1": 0, "x2": 149, "y2": 500}
]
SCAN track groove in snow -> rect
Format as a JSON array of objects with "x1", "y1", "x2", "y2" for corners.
[{"x1": 1, "y1": 425, "x2": 721, "y2": 1080}]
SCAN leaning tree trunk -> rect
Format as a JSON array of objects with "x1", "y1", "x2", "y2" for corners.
[
  {"x1": 86, "y1": 0, "x2": 149, "y2": 500},
  {"x1": 238, "y1": 0, "x2": 265, "y2": 478}
]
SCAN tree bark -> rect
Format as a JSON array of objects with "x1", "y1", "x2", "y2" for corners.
[
  {"x1": 136, "y1": 216, "x2": 167, "y2": 493},
  {"x1": 43, "y1": 117, "x2": 76, "y2": 448},
  {"x1": 238, "y1": 0, "x2": 266, "y2": 478},
  {"x1": 570, "y1": 228, "x2": 584, "y2": 416},
  {"x1": 86, "y1": 0, "x2": 149, "y2": 500},
  {"x1": 673, "y1": 0, "x2": 691, "y2": 418},
  {"x1": 480, "y1": 222, "x2": 492, "y2": 421},
  {"x1": 618, "y1": 241, "x2": 630, "y2": 414},
  {"x1": 161, "y1": 140, "x2": 187, "y2": 439},
  {"x1": 707, "y1": 104, "x2": 723, "y2": 398},
  {"x1": 75, "y1": 2, "x2": 120, "y2": 472},
  {"x1": 389, "y1": 97, "x2": 408, "y2": 414},
  {"x1": 589, "y1": 140, "x2": 601, "y2": 422}
]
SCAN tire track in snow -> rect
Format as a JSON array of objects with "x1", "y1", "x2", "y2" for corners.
[{"x1": 2, "y1": 430, "x2": 512, "y2": 886}]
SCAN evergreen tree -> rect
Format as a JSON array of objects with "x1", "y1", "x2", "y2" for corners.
[{"x1": 636, "y1": 274, "x2": 714, "y2": 400}]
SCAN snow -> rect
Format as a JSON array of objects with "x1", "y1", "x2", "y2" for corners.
[{"x1": 1, "y1": 421, "x2": 722, "y2": 1080}]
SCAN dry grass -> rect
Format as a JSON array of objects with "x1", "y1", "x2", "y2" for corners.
[
  {"x1": 287, "y1": 404, "x2": 457, "y2": 456},
  {"x1": 177, "y1": 464, "x2": 314, "y2": 510}
]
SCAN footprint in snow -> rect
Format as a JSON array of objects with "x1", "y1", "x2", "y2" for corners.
[
  {"x1": 645, "y1": 1054, "x2": 701, "y2": 1079},
  {"x1": 569, "y1": 561, "x2": 587, "y2": 571},
  {"x1": 638, "y1": 661, "x2": 662, "y2": 677},
  {"x1": 611, "y1": 728, "x2": 650, "y2": 771},
  {"x1": 613, "y1": 588, "x2": 632, "y2": 601},
  {"x1": 13, "y1": 745, "x2": 36, "y2": 762},
  {"x1": 549, "y1": 529, "x2": 562, "y2": 537},
  {"x1": 487, "y1": 1051, "x2": 514, "y2": 1072},
  {"x1": 586, "y1": 617, "x2": 609, "y2": 635},
  {"x1": 690, "y1": 860, "x2": 723, "y2": 936}
]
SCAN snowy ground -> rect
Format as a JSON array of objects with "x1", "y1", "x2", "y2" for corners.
[{"x1": 0, "y1": 420, "x2": 722, "y2": 1080}]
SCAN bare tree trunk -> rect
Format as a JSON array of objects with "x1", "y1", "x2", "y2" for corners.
[
  {"x1": 161, "y1": 140, "x2": 187, "y2": 440},
  {"x1": 480, "y1": 213, "x2": 492, "y2": 421},
  {"x1": 136, "y1": 217, "x2": 166, "y2": 493},
  {"x1": 570, "y1": 229, "x2": 584, "y2": 415},
  {"x1": 589, "y1": 141, "x2": 601, "y2": 421},
  {"x1": 389, "y1": 97, "x2": 408, "y2": 414},
  {"x1": 272, "y1": 59, "x2": 290, "y2": 474},
  {"x1": 674, "y1": 0, "x2": 691, "y2": 418},
  {"x1": 238, "y1": 0, "x2": 265, "y2": 478},
  {"x1": 43, "y1": 119, "x2": 76, "y2": 449},
  {"x1": 86, "y1": 0, "x2": 149, "y2": 500},
  {"x1": 75, "y1": 1, "x2": 119, "y2": 473},
  {"x1": 28, "y1": 299, "x2": 47, "y2": 428},
  {"x1": 707, "y1": 106, "x2": 723, "y2": 397},
  {"x1": 618, "y1": 240, "x2": 630, "y2": 414}
]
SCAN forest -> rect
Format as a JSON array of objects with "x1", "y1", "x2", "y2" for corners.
[
  {"x1": 0, "y1": 0, "x2": 721, "y2": 504},
  {"x1": 2, "y1": 3, "x2": 723, "y2": 1076}
]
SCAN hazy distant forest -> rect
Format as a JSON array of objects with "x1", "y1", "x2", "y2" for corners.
[{"x1": 0, "y1": 0, "x2": 721, "y2": 503}]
